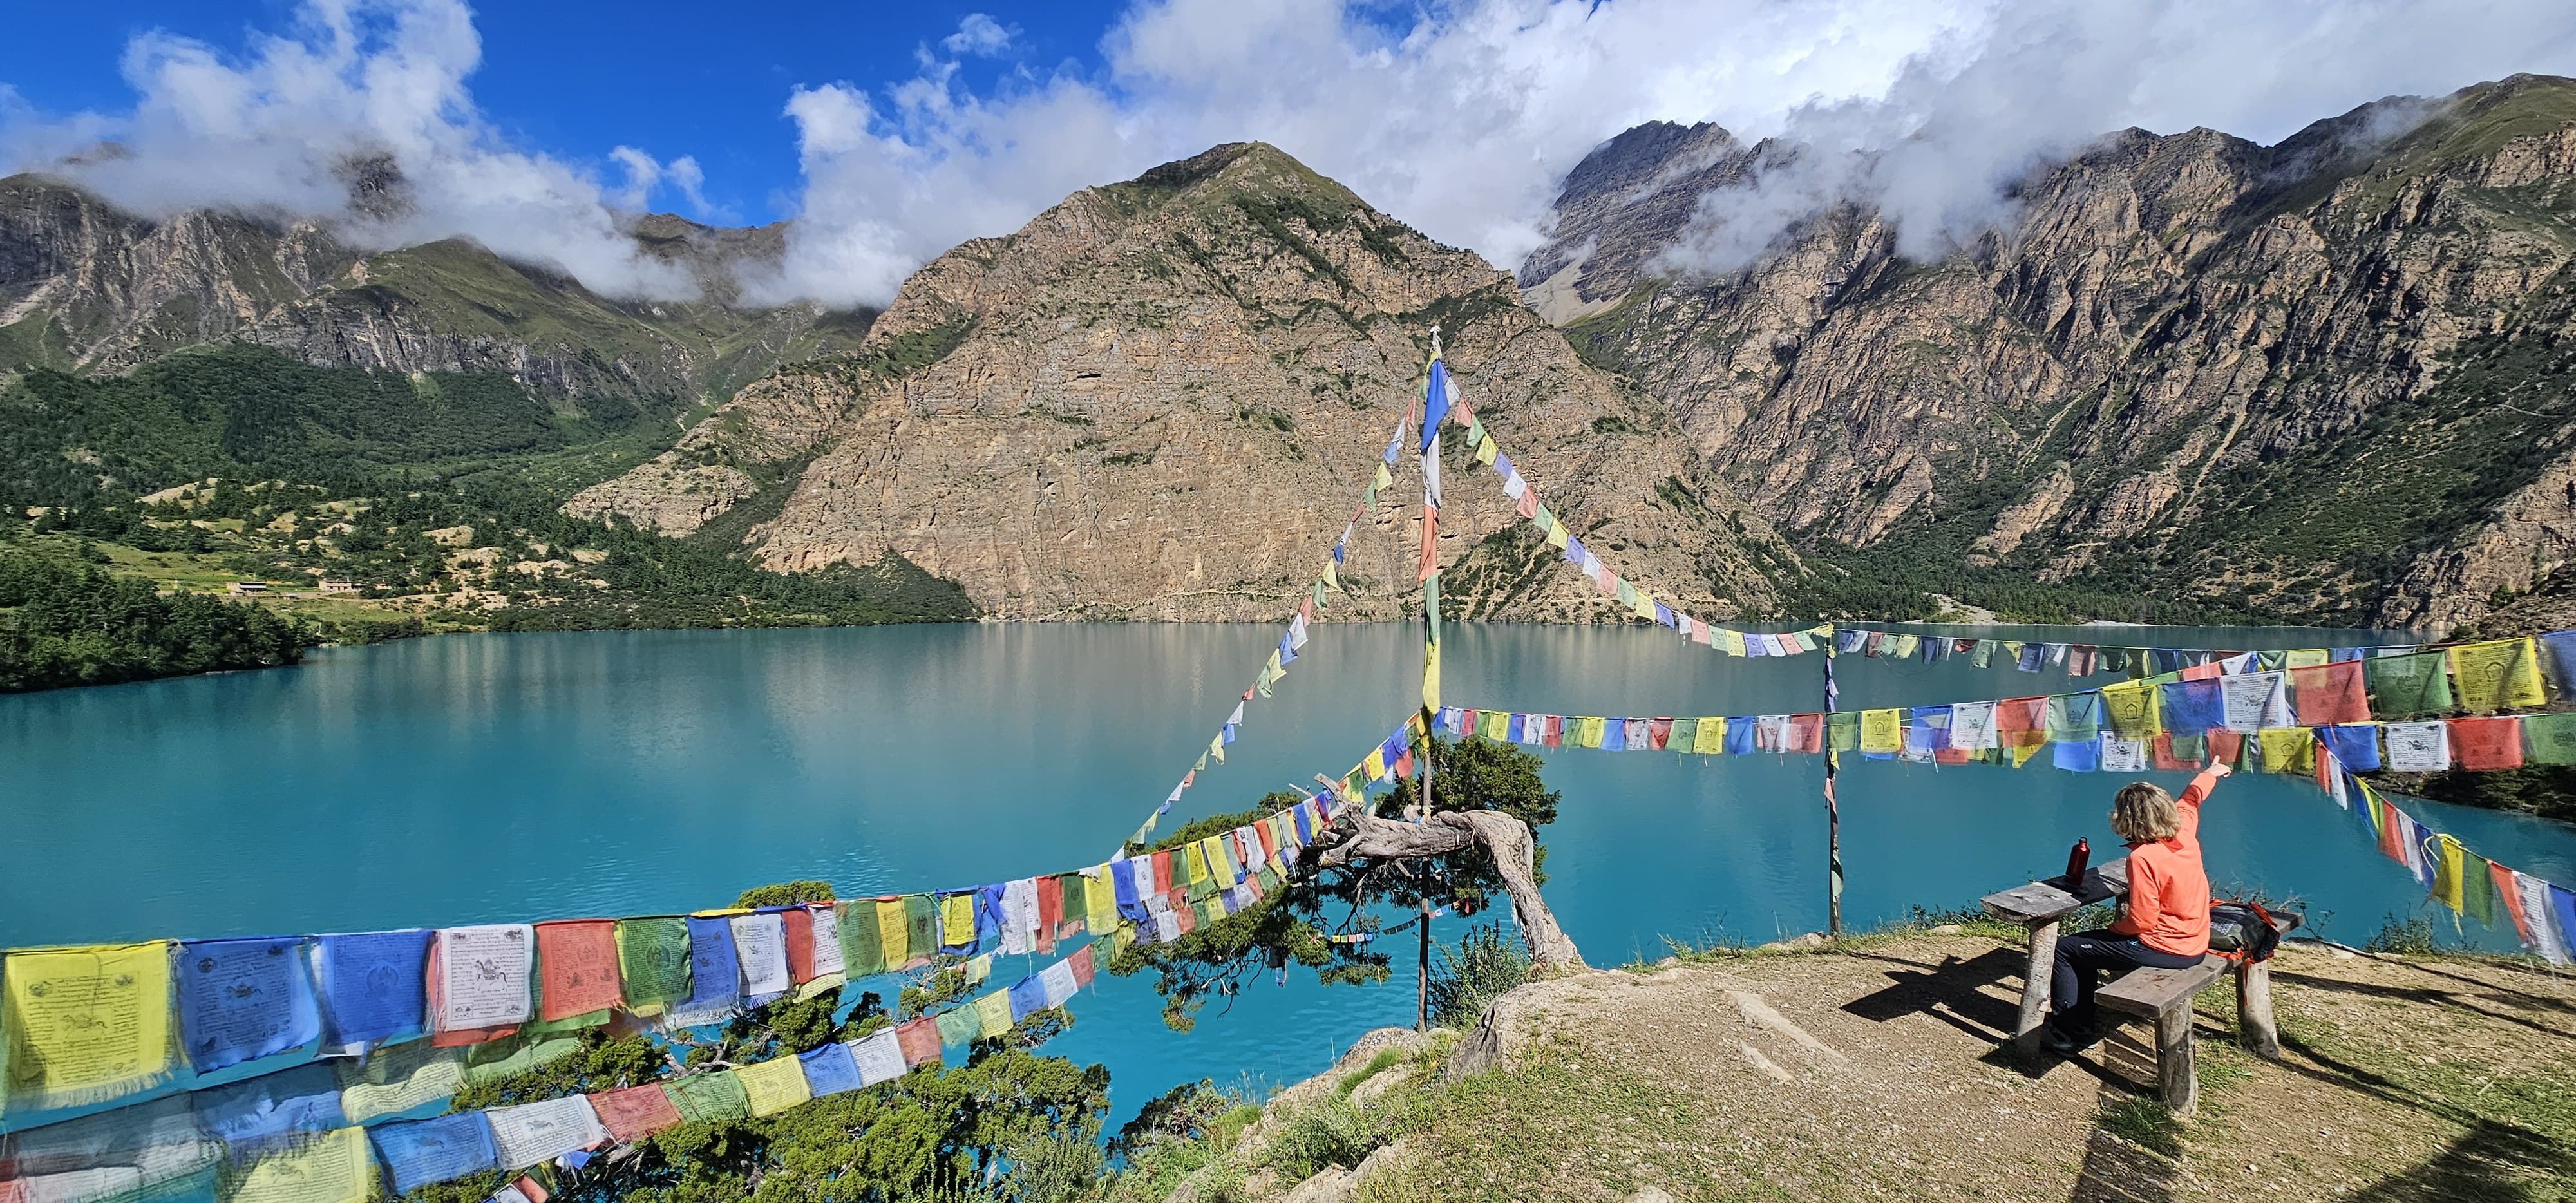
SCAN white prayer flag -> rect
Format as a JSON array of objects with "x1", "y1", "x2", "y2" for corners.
[
  {"x1": 1948, "y1": 701, "x2": 2000, "y2": 751},
  {"x1": 730, "y1": 914, "x2": 790, "y2": 997},
  {"x1": 1041, "y1": 960, "x2": 1079, "y2": 1007},
  {"x1": 848, "y1": 1030, "x2": 908, "y2": 1087},
  {"x1": 2219, "y1": 672, "x2": 2291, "y2": 732},
  {"x1": 2384, "y1": 721, "x2": 2451, "y2": 772},
  {"x1": 435, "y1": 924, "x2": 533, "y2": 1031},
  {"x1": 2101, "y1": 735, "x2": 2147, "y2": 773},
  {"x1": 486, "y1": 1095, "x2": 605, "y2": 1171},
  {"x1": 808, "y1": 906, "x2": 845, "y2": 977}
]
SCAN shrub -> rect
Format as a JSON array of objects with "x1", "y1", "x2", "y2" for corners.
[{"x1": 1426, "y1": 922, "x2": 1531, "y2": 1029}]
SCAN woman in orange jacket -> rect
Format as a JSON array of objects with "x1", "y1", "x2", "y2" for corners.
[{"x1": 2043, "y1": 762, "x2": 2228, "y2": 1054}]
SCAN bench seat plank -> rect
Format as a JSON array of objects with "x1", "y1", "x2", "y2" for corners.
[{"x1": 2096, "y1": 958, "x2": 2226, "y2": 1018}]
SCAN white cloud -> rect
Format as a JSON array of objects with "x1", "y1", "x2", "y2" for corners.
[
  {"x1": 1658, "y1": 0, "x2": 2576, "y2": 274},
  {"x1": 0, "y1": 0, "x2": 703, "y2": 299},
  {"x1": 609, "y1": 145, "x2": 718, "y2": 219},
  {"x1": 942, "y1": 14, "x2": 1018, "y2": 58}
]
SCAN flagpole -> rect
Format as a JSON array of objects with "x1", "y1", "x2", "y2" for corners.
[
  {"x1": 1823, "y1": 636, "x2": 1843, "y2": 938},
  {"x1": 1416, "y1": 325, "x2": 1446, "y2": 1030}
]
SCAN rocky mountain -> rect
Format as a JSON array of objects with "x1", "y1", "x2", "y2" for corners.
[
  {"x1": 574, "y1": 143, "x2": 1794, "y2": 621},
  {"x1": 0, "y1": 174, "x2": 875, "y2": 406},
  {"x1": 1526, "y1": 73, "x2": 2576, "y2": 636}
]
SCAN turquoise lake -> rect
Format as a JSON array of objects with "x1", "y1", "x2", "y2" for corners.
[{"x1": 5, "y1": 623, "x2": 2573, "y2": 1127}]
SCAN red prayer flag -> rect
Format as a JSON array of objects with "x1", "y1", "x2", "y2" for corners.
[
  {"x1": 1647, "y1": 718, "x2": 1674, "y2": 750},
  {"x1": 2289, "y1": 661, "x2": 2369, "y2": 726},
  {"x1": 2376, "y1": 799, "x2": 2407, "y2": 864},
  {"x1": 2180, "y1": 660, "x2": 2225, "y2": 681},
  {"x1": 1786, "y1": 714, "x2": 1823, "y2": 754},
  {"x1": 1035, "y1": 878, "x2": 1061, "y2": 954},
  {"x1": 2206, "y1": 729, "x2": 2246, "y2": 766},
  {"x1": 1543, "y1": 715, "x2": 1564, "y2": 747},
  {"x1": 2449, "y1": 715, "x2": 2524, "y2": 770},
  {"x1": 536, "y1": 919, "x2": 623, "y2": 1020},
  {"x1": 2492, "y1": 861, "x2": 2534, "y2": 944},
  {"x1": 1393, "y1": 748, "x2": 1414, "y2": 779},
  {"x1": 513, "y1": 1177, "x2": 550, "y2": 1203},
  {"x1": 590, "y1": 1083, "x2": 682, "y2": 1141},
  {"x1": 895, "y1": 1018, "x2": 943, "y2": 1067},
  {"x1": 1151, "y1": 850, "x2": 1175, "y2": 894},
  {"x1": 1516, "y1": 489, "x2": 1539, "y2": 520},
  {"x1": 1996, "y1": 698, "x2": 2047, "y2": 748},
  {"x1": 1069, "y1": 945, "x2": 1095, "y2": 987},
  {"x1": 779, "y1": 909, "x2": 815, "y2": 985}
]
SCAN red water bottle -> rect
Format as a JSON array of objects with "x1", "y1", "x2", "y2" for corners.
[{"x1": 2065, "y1": 838, "x2": 2090, "y2": 886}]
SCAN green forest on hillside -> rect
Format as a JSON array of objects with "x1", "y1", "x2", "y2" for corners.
[{"x1": 0, "y1": 346, "x2": 975, "y2": 690}]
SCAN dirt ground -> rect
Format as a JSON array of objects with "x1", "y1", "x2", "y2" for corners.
[{"x1": 1370, "y1": 934, "x2": 2576, "y2": 1202}]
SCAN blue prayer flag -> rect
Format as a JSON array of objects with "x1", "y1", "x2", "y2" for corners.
[
  {"x1": 1278, "y1": 633, "x2": 1297, "y2": 665},
  {"x1": 2054, "y1": 738, "x2": 2101, "y2": 772},
  {"x1": 1653, "y1": 602, "x2": 1674, "y2": 627},
  {"x1": 2321, "y1": 725, "x2": 2381, "y2": 772},
  {"x1": 1007, "y1": 974, "x2": 1050, "y2": 1021},
  {"x1": 1506, "y1": 713, "x2": 1525, "y2": 742},
  {"x1": 1723, "y1": 719, "x2": 1757, "y2": 755},
  {"x1": 684, "y1": 917, "x2": 740, "y2": 1012},
  {"x1": 1113, "y1": 860, "x2": 1147, "y2": 923},
  {"x1": 2150, "y1": 649, "x2": 2184, "y2": 675},
  {"x1": 2017, "y1": 643, "x2": 2047, "y2": 672},
  {"x1": 798, "y1": 1043, "x2": 862, "y2": 1097},
  {"x1": 1421, "y1": 360, "x2": 1452, "y2": 454},
  {"x1": 1602, "y1": 718, "x2": 1627, "y2": 752},
  {"x1": 2541, "y1": 630, "x2": 2576, "y2": 688},
  {"x1": 191, "y1": 1063, "x2": 345, "y2": 1153},
  {"x1": 176, "y1": 936, "x2": 321, "y2": 1073},
  {"x1": 2551, "y1": 887, "x2": 2576, "y2": 956},
  {"x1": 2159, "y1": 679, "x2": 2226, "y2": 733},
  {"x1": 975, "y1": 885, "x2": 1007, "y2": 951},
  {"x1": 312, "y1": 929, "x2": 431, "y2": 1050},
  {"x1": 372, "y1": 1112, "x2": 497, "y2": 1195},
  {"x1": 1564, "y1": 535, "x2": 1584, "y2": 565}
]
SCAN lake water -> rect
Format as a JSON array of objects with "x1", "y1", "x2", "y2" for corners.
[{"x1": 6, "y1": 623, "x2": 2572, "y2": 1129}]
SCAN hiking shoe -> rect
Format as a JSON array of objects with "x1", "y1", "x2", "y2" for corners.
[{"x1": 2040, "y1": 1021, "x2": 2099, "y2": 1056}]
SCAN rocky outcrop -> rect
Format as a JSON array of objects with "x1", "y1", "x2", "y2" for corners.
[
  {"x1": 1530, "y1": 74, "x2": 2576, "y2": 634},
  {"x1": 581, "y1": 143, "x2": 1794, "y2": 622},
  {"x1": 0, "y1": 175, "x2": 875, "y2": 404}
]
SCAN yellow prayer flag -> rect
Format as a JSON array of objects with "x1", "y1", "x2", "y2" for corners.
[
  {"x1": 1475, "y1": 435, "x2": 1498, "y2": 466},
  {"x1": 1631, "y1": 592, "x2": 1656, "y2": 621},
  {"x1": 940, "y1": 894, "x2": 976, "y2": 951},
  {"x1": 1545, "y1": 523, "x2": 1567, "y2": 549},
  {"x1": 1184, "y1": 843, "x2": 1211, "y2": 886},
  {"x1": 2099, "y1": 680, "x2": 2163, "y2": 737},
  {"x1": 1422, "y1": 638, "x2": 1441, "y2": 714},
  {"x1": 1084, "y1": 870, "x2": 1117, "y2": 934},
  {"x1": 2284, "y1": 649, "x2": 2329, "y2": 670},
  {"x1": 1858, "y1": 709, "x2": 1903, "y2": 754},
  {"x1": 1692, "y1": 717, "x2": 1727, "y2": 754},
  {"x1": 974, "y1": 992, "x2": 1013, "y2": 1039},
  {"x1": 2431, "y1": 835, "x2": 2467, "y2": 913},
  {"x1": 1719, "y1": 630, "x2": 1747, "y2": 656},
  {"x1": 2447, "y1": 638, "x2": 2547, "y2": 714},
  {"x1": 1373, "y1": 462, "x2": 1394, "y2": 491},
  {"x1": 2010, "y1": 741, "x2": 2044, "y2": 768},
  {"x1": 1322, "y1": 560, "x2": 1339, "y2": 591},
  {"x1": 737, "y1": 1053, "x2": 812, "y2": 1117},
  {"x1": 227, "y1": 1125, "x2": 373, "y2": 1203},
  {"x1": 2257, "y1": 728, "x2": 2314, "y2": 774},
  {"x1": 1209, "y1": 735, "x2": 1225, "y2": 765},
  {"x1": 1202, "y1": 837, "x2": 1239, "y2": 887},
  {"x1": 965, "y1": 955, "x2": 991, "y2": 986},
  {"x1": 875, "y1": 900, "x2": 911, "y2": 970},
  {"x1": 2, "y1": 942, "x2": 176, "y2": 1110},
  {"x1": 1362, "y1": 749, "x2": 1388, "y2": 781}
]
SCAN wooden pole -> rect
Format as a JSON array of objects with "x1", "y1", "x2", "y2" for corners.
[{"x1": 1823, "y1": 639, "x2": 1842, "y2": 938}]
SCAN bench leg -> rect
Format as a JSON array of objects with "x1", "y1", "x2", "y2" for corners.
[
  {"x1": 2013, "y1": 920, "x2": 2060, "y2": 1058},
  {"x1": 2236, "y1": 958, "x2": 2280, "y2": 1059},
  {"x1": 2155, "y1": 1006, "x2": 2197, "y2": 1116}
]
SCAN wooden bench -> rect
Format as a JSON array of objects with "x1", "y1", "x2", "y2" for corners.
[
  {"x1": 2094, "y1": 912, "x2": 2303, "y2": 1116},
  {"x1": 2097, "y1": 957, "x2": 2230, "y2": 1114}
]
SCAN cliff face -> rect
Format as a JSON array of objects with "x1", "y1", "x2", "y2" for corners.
[
  {"x1": 1531, "y1": 74, "x2": 2576, "y2": 634},
  {"x1": 575, "y1": 144, "x2": 1793, "y2": 621},
  {"x1": 0, "y1": 175, "x2": 875, "y2": 404}
]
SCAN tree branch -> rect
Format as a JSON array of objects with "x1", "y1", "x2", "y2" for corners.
[{"x1": 1318, "y1": 811, "x2": 1584, "y2": 971}]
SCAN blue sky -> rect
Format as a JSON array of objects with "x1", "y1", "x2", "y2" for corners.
[
  {"x1": 0, "y1": 1, "x2": 1134, "y2": 225},
  {"x1": 5, "y1": 1, "x2": 2573, "y2": 310}
]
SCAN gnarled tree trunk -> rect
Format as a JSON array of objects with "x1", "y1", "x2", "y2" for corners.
[{"x1": 1317, "y1": 810, "x2": 1584, "y2": 971}]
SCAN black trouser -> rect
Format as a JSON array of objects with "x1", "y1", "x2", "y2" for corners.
[{"x1": 2051, "y1": 929, "x2": 2202, "y2": 1030}]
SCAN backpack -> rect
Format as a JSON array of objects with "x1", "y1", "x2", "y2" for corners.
[{"x1": 2207, "y1": 901, "x2": 2284, "y2": 963}]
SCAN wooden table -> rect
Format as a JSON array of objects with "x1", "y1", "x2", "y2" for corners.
[{"x1": 1980, "y1": 860, "x2": 2129, "y2": 1058}]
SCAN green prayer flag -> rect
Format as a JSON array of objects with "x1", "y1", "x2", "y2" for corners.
[
  {"x1": 666, "y1": 1070, "x2": 752, "y2": 1123},
  {"x1": 1969, "y1": 641, "x2": 1996, "y2": 669},
  {"x1": 2365, "y1": 652, "x2": 2454, "y2": 718},
  {"x1": 1671, "y1": 717, "x2": 1699, "y2": 752},
  {"x1": 934, "y1": 1005, "x2": 981, "y2": 1048},
  {"x1": 903, "y1": 896, "x2": 940, "y2": 966},
  {"x1": 2045, "y1": 693, "x2": 2102, "y2": 744},
  {"x1": 1828, "y1": 712, "x2": 1860, "y2": 752},
  {"x1": 2168, "y1": 732, "x2": 2207, "y2": 763},
  {"x1": 2515, "y1": 711, "x2": 2576, "y2": 766},
  {"x1": 837, "y1": 902, "x2": 885, "y2": 978},
  {"x1": 462, "y1": 1033, "x2": 584, "y2": 1084},
  {"x1": 2462, "y1": 855, "x2": 2498, "y2": 928},
  {"x1": 616, "y1": 918, "x2": 693, "y2": 1012}
]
